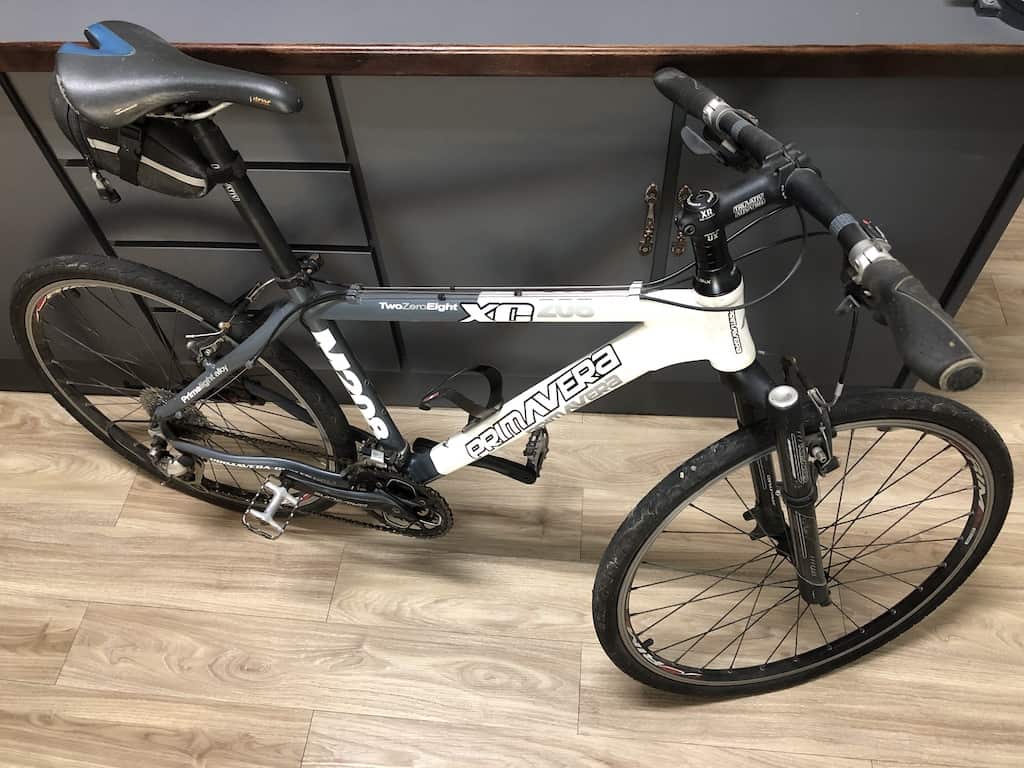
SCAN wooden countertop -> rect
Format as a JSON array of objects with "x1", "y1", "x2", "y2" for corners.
[
  {"x1": 3, "y1": 41, "x2": 1024, "y2": 77},
  {"x1": 3, "y1": 2, "x2": 1024, "y2": 77}
]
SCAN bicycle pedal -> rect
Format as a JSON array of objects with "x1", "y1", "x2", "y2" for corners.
[
  {"x1": 241, "y1": 478, "x2": 300, "y2": 540},
  {"x1": 523, "y1": 426, "x2": 550, "y2": 475}
]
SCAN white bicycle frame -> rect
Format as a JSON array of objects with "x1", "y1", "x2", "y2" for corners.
[
  {"x1": 311, "y1": 280, "x2": 756, "y2": 476},
  {"x1": 156, "y1": 276, "x2": 756, "y2": 484}
]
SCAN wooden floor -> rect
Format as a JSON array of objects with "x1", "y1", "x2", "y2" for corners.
[{"x1": 2, "y1": 221, "x2": 1024, "y2": 768}]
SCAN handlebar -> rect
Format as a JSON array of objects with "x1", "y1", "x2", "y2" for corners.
[{"x1": 654, "y1": 67, "x2": 984, "y2": 392}]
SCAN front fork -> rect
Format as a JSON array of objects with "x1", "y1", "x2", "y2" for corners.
[
  {"x1": 727, "y1": 367, "x2": 831, "y2": 606},
  {"x1": 767, "y1": 384, "x2": 831, "y2": 606}
]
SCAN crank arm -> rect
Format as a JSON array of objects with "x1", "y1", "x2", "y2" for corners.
[{"x1": 282, "y1": 474, "x2": 409, "y2": 518}]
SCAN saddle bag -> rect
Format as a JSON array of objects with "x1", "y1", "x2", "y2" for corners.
[{"x1": 50, "y1": 80, "x2": 213, "y2": 199}]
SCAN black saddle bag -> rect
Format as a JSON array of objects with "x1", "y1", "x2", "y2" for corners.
[{"x1": 51, "y1": 80, "x2": 213, "y2": 199}]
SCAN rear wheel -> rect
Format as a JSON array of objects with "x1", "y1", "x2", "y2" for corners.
[
  {"x1": 12, "y1": 255, "x2": 354, "y2": 513},
  {"x1": 593, "y1": 390, "x2": 1012, "y2": 695}
]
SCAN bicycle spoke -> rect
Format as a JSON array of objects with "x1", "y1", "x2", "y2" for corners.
[
  {"x1": 816, "y1": 429, "x2": 887, "y2": 509},
  {"x1": 630, "y1": 577, "x2": 797, "y2": 617},
  {"x1": 43, "y1": 322, "x2": 157, "y2": 390},
  {"x1": 833, "y1": 564, "x2": 945, "y2": 587},
  {"x1": 827, "y1": 433, "x2": 927, "y2": 552},
  {"x1": 635, "y1": 550, "x2": 779, "y2": 636},
  {"x1": 724, "y1": 477, "x2": 749, "y2": 510},
  {"x1": 817, "y1": 486, "x2": 974, "y2": 535},
  {"x1": 632, "y1": 549, "x2": 778, "y2": 590},
  {"x1": 90, "y1": 288, "x2": 175, "y2": 383},
  {"x1": 829, "y1": 577, "x2": 892, "y2": 613},
  {"x1": 651, "y1": 588, "x2": 800, "y2": 657},
  {"x1": 829, "y1": 443, "x2": 953, "y2": 535},
  {"x1": 765, "y1": 601, "x2": 808, "y2": 666},
  {"x1": 807, "y1": 604, "x2": 830, "y2": 647},
  {"x1": 830, "y1": 593, "x2": 863, "y2": 632},
  {"x1": 826, "y1": 429, "x2": 855, "y2": 573},
  {"x1": 828, "y1": 475, "x2": 966, "y2": 583}
]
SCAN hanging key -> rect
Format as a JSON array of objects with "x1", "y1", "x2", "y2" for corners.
[
  {"x1": 638, "y1": 183, "x2": 658, "y2": 256},
  {"x1": 671, "y1": 185, "x2": 691, "y2": 257}
]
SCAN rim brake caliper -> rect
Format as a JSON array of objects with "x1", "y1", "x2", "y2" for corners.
[{"x1": 806, "y1": 387, "x2": 840, "y2": 475}]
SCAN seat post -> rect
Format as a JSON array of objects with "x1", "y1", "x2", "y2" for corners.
[{"x1": 188, "y1": 118, "x2": 303, "y2": 282}]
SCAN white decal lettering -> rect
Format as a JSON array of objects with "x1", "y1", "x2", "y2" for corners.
[
  {"x1": 312, "y1": 328, "x2": 389, "y2": 439},
  {"x1": 465, "y1": 346, "x2": 623, "y2": 459}
]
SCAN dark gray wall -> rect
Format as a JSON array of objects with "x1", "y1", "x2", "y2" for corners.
[
  {"x1": 337, "y1": 74, "x2": 1024, "y2": 413},
  {"x1": 2, "y1": 64, "x2": 1023, "y2": 414},
  {"x1": 4, "y1": 2, "x2": 1024, "y2": 45}
]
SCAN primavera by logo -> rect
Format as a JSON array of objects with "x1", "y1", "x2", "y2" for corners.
[{"x1": 465, "y1": 345, "x2": 622, "y2": 459}]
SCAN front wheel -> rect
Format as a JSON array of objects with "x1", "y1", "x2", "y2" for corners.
[{"x1": 592, "y1": 390, "x2": 1012, "y2": 695}]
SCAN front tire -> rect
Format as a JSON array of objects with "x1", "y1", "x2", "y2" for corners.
[{"x1": 592, "y1": 390, "x2": 1012, "y2": 695}]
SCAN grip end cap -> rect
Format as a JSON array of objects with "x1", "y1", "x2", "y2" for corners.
[{"x1": 938, "y1": 358, "x2": 985, "y2": 392}]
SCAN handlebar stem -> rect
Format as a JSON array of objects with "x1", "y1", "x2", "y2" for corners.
[{"x1": 682, "y1": 189, "x2": 740, "y2": 297}]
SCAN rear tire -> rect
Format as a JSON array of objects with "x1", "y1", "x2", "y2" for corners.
[{"x1": 12, "y1": 254, "x2": 354, "y2": 513}]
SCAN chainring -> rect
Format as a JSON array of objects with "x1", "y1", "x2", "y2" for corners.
[{"x1": 308, "y1": 468, "x2": 454, "y2": 539}]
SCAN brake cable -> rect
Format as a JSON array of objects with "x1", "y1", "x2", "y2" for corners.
[{"x1": 639, "y1": 204, "x2": 823, "y2": 313}]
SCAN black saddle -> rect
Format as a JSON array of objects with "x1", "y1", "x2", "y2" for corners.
[{"x1": 54, "y1": 21, "x2": 302, "y2": 128}]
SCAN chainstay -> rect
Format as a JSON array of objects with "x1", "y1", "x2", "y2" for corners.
[{"x1": 189, "y1": 424, "x2": 453, "y2": 538}]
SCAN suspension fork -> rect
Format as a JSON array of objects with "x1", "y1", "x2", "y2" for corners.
[
  {"x1": 725, "y1": 364, "x2": 787, "y2": 542},
  {"x1": 724, "y1": 364, "x2": 830, "y2": 606},
  {"x1": 768, "y1": 385, "x2": 831, "y2": 606}
]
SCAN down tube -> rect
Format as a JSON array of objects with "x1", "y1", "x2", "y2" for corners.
[{"x1": 427, "y1": 322, "x2": 692, "y2": 475}]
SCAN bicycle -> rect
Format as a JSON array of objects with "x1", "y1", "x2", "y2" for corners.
[{"x1": 13, "y1": 21, "x2": 1013, "y2": 695}]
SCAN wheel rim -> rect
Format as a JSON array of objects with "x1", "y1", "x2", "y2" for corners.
[
  {"x1": 24, "y1": 279, "x2": 340, "y2": 507},
  {"x1": 616, "y1": 418, "x2": 994, "y2": 686}
]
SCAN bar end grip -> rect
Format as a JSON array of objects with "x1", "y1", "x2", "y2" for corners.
[{"x1": 861, "y1": 259, "x2": 984, "y2": 392}]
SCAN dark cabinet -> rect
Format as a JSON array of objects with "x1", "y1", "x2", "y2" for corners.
[{"x1": 3, "y1": 64, "x2": 1023, "y2": 415}]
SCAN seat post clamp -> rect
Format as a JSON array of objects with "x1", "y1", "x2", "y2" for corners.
[
  {"x1": 275, "y1": 271, "x2": 310, "y2": 290},
  {"x1": 207, "y1": 152, "x2": 247, "y2": 185}
]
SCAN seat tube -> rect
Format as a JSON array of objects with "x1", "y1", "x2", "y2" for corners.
[
  {"x1": 305, "y1": 317, "x2": 406, "y2": 455},
  {"x1": 188, "y1": 119, "x2": 303, "y2": 281}
]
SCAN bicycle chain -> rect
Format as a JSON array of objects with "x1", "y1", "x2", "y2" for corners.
[{"x1": 182, "y1": 422, "x2": 454, "y2": 538}]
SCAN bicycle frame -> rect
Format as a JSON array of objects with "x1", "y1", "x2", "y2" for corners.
[
  {"x1": 154, "y1": 280, "x2": 757, "y2": 482},
  {"x1": 155, "y1": 117, "x2": 759, "y2": 484}
]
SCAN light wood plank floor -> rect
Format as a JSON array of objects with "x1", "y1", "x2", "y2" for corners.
[{"x1": 2, "y1": 216, "x2": 1024, "y2": 767}]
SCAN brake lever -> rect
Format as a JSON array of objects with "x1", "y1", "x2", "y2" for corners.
[{"x1": 679, "y1": 113, "x2": 758, "y2": 171}]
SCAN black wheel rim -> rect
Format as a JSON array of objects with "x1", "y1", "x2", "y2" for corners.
[
  {"x1": 24, "y1": 279, "x2": 339, "y2": 507},
  {"x1": 617, "y1": 419, "x2": 993, "y2": 687}
]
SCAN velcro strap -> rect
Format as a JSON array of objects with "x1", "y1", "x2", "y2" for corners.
[{"x1": 117, "y1": 124, "x2": 143, "y2": 186}]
